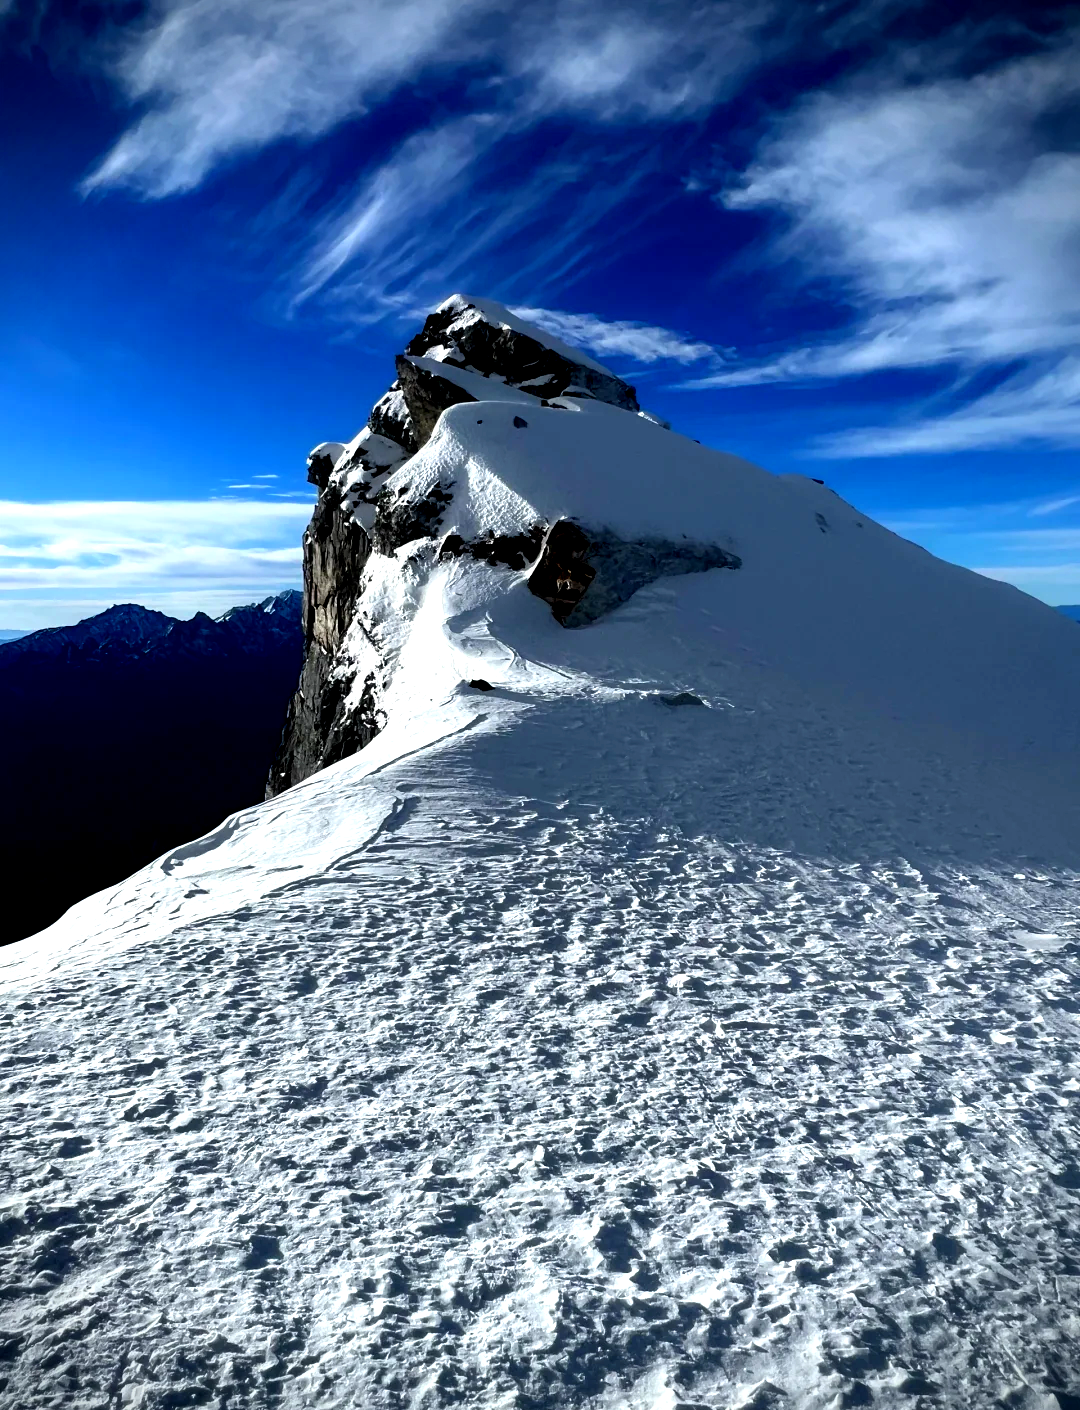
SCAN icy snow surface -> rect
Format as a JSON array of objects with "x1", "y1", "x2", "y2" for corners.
[{"x1": 3, "y1": 390, "x2": 1080, "y2": 1409}]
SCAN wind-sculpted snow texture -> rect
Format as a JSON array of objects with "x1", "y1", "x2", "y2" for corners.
[{"x1": 4, "y1": 300, "x2": 1080, "y2": 1408}]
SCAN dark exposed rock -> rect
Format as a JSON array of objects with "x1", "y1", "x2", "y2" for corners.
[
  {"x1": 307, "y1": 444, "x2": 345, "y2": 490},
  {"x1": 405, "y1": 299, "x2": 639, "y2": 413},
  {"x1": 527, "y1": 521, "x2": 740, "y2": 627},
  {"x1": 268, "y1": 482, "x2": 373, "y2": 795},
  {"x1": 307, "y1": 454, "x2": 334, "y2": 489},
  {"x1": 395, "y1": 356, "x2": 477, "y2": 447},
  {"x1": 657, "y1": 692, "x2": 705, "y2": 707},
  {"x1": 526, "y1": 521, "x2": 598, "y2": 623},
  {"x1": 270, "y1": 649, "x2": 383, "y2": 797},
  {"x1": 372, "y1": 479, "x2": 455, "y2": 558},
  {"x1": 468, "y1": 680, "x2": 493, "y2": 691},
  {"x1": 368, "y1": 383, "x2": 418, "y2": 455},
  {"x1": 441, "y1": 519, "x2": 739, "y2": 628},
  {"x1": 305, "y1": 483, "x2": 371, "y2": 651},
  {"x1": 440, "y1": 526, "x2": 546, "y2": 573},
  {"x1": 319, "y1": 669, "x2": 382, "y2": 772}
]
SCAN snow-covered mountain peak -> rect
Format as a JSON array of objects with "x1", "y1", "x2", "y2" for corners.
[
  {"x1": 0, "y1": 593, "x2": 302, "y2": 668},
  {"x1": 0, "y1": 602, "x2": 175, "y2": 662},
  {"x1": 5, "y1": 301, "x2": 1080, "y2": 1409},
  {"x1": 424, "y1": 293, "x2": 619, "y2": 379},
  {"x1": 401, "y1": 293, "x2": 639, "y2": 428},
  {"x1": 218, "y1": 588, "x2": 302, "y2": 625},
  {"x1": 270, "y1": 296, "x2": 1080, "y2": 806}
]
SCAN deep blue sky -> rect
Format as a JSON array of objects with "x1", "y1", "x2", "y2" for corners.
[{"x1": 1, "y1": 0, "x2": 1078, "y2": 626}]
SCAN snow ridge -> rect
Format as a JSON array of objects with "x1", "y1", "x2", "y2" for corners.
[{"x1": 3, "y1": 298, "x2": 1080, "y2": 1409}]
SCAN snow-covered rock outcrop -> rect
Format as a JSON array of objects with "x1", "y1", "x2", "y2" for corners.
[{"x1": 273, "y1": 295, "x2": 743, "y2": 792}]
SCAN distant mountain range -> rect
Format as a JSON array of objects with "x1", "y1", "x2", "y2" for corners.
[
  {"x1": 0, "y1": 591, "x2": 302, "y2": 944},
  {"x1": 0, "y1": 593, "x2": 301, "y2": 662}
]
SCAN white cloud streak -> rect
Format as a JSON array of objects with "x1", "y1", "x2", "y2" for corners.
[
  {"x1": 296, "y1": 117, "x2": 681, "y2": 315},
  {"x1": 813, "y1": 356, "x2": 1080, "y2": 458},
  {"x1": 720, "y1": 40, "x2": 1080, "y2": 374},
  {"x1": 84, "y1": 0, "x2": 776, "y2": 199},
  {"x1": 695, "y1": 35, "x2": 1080, "y2": 452},
  {"x1": 80, "y1": 0, "x2": 804, "y2": 312},
  {"x1": 83, "y1": 0, "x2": 491, "y2": 197},
  {"x1": 509, "y1": 0, "x2": 771, "y2": 121},
  {"x1": 1031, "y1": 494, "x2": 1080, "y2": 518},
  {"x1": 509, "y1": 305, "x2": 720, "y2": 365},
  {"x1": 297, "y1": 114, "x2": 509, "y2": 306},
  {"x1": 0, "y1": 500, "x2": 308, "y2": 628}
]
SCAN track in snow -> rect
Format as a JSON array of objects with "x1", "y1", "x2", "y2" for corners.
[{"x1": 2, "y1": 660, "x2": 1080, "y2": 1409}]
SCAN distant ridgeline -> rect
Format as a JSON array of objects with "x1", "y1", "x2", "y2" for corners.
[{"x1": 0, "y1": 592, "x2": 302, "y2": 944}]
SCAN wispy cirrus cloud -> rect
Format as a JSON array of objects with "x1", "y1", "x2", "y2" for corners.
[
  {"x1": 295, "y1": 114, "x2": 511, "y2": 308},
  {"x1": 83, "y1": 0, "x2": 778, "y2": 200},
  {"x1": 691, "y1": 33, "x2": 1080, "y2": 452},
  {"x1": 0, "y1": 500, "x2": 308, "y2": 629},
  {"x1": 814, "y1": 355, "x2": 1080, "y2": 457},
  {"x1": 296, "y1": 116, "x2": 684, "y2": 317},
  {"x1": 1031, "y1": 493, "x2": 1080, "y2": 518},
  {"x1": 78, "y1": 0, "x2": 899, "y2": 318},
  {"x1": 509, "y1": 305, "x2": 722, "y2": 366},
  {"x1": 82, "y1": 0, "x2": 493, "y2": 198}
]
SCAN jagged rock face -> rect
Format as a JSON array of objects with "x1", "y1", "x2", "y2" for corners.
[
  {"x1": 394, "y1": 356, "x2": 479, "y2": 447},
  {"x1": 269, "y1": 296, "x2": 736, "y2": 796},
  {"x1": 268, "y1": 483, "x2": 375, "y2": 793},
  {"x1": 368, "y1": 384, "x2": 418, "y2": 455},
  {"x1": 521, "y1": 522, "x2": 741, "y2": 626},
  {"x1": 405, "y1": 297, "x2": 640, "y2": 416}
]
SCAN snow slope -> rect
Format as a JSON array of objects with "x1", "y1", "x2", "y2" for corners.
[{"x1": 2, "y1": 346, "x2": 1080, "y2": 1408}]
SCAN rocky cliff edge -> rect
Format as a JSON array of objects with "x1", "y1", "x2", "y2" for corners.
[{"x1": 268, "y1": 295, "x2": 738, "y2": 794}]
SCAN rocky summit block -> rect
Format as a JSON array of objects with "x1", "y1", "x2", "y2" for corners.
[
  {"x1": 268, "y1": 296, "x2": 735, "y2": 796},
  {"x1": 404, "y1": 294, "x2": 640, "y2": 417}
]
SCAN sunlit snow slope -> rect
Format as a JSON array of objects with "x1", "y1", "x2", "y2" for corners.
[{"x1": 2, "y1": 305, "x2": 1080, "y2": 1410}]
